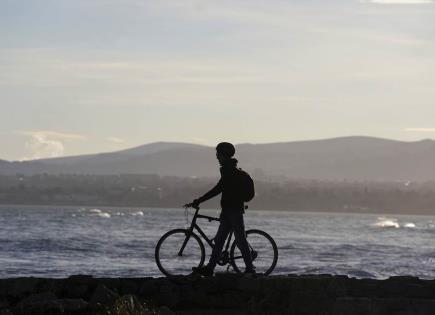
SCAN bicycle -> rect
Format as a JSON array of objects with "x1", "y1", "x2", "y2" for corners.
[{"x1": 155, "y1": 205, "x2": 278, "y2": 276}]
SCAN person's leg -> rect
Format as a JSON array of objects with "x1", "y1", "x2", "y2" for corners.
[
  {"x1": 208, "y1": 213, "x2": 231, "y2": 269},
  {"x1": 230, "y1": 212, "x2": 254, "y2": 271}
]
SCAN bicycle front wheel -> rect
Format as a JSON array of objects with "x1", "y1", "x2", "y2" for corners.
[
  {"x1": 155, "y1": 229, "x2": 205, "y2": 277},
  {"x1": 230, "y1": 229, "x2": 278, "y2": 276}
]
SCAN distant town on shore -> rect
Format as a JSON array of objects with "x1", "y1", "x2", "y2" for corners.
[
  {"x1": 1, "y1": 173, "x2": 435, "y2": 215},
  {"x1": 2, "y1": 136, "x2": 435, "y2": 215}
]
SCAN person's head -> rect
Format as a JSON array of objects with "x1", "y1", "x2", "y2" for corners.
[{"x1": 216, "y1": 142, "x2": 235, "y2": 164}]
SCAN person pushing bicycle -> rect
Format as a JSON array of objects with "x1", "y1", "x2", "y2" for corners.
[{"x1": 186, "y1": 142, "x2": 255, "y2": 275}]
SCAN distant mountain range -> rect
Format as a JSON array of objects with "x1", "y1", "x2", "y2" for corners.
[{"x1": 2, "y1": 136, "x2": 435, "y2": 181}]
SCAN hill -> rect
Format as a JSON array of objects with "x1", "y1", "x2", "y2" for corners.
[{"x1": 2, "y1": 137, "x2": 435, "y2": 181}]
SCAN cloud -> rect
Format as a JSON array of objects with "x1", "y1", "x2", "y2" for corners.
[
  {"x1": 18, "y1": 130, "x2": 87, "y2": 140},
  {"x1": 404, "y1": 128, "x2": 435, "y2": 132},
  {"x1": 107, "y1": 137, "x2": 126, "y2": 144},
  {"x1": 17, "y1": 130, "x2": 87, "y2": 160},
  {"x1": 362, "y1": 0, "x2": 433, "y2": 4}
]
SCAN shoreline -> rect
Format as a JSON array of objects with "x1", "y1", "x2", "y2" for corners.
[{"x1": 1, "y1": 274, "x2": 435, "y2": 314}]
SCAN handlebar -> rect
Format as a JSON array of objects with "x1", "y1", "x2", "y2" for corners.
[{"x1": 183, "y1": 203, "x2": 200, "y2": 210}]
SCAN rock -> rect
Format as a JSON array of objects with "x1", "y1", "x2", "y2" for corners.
[
  {"x1": 139, "y1": 279, "x2": 160, "y2": 296},
  {"x1": 371, "y1": 298, "x2": 411, "y2": 314},
  {"x1": 213, "y1": 273, "x2": 240, "y2": 292},
  {"x1": 1, "y1": 278, "x2": 40, "y2": 299},
  {"x1": 326, "y1": 277, "x2": 348, "y2": 297},
  {"x1": 157, "y1": 283, "x2": 180, "y2": 309},
  {"x1": 19, "y1": 291, "x2": 57, "y2": 304},
  {"x1": 406, "y1": 284, "x2": 433, "y2": 299},
  {"x1": 333, "y1": 297, "x2": 372, "y2": 315},
  {"x1": 90, "y1": 284, "x2": 120, "y2": 306},
  {"x1": 349, "y1": 278, "x2": 379, "y2": 297},
  {"x1": 0, "y1": 300, "x2": 9, "y2": 309},
  {"x1": 388, "y1": 276, "x2": 420, "y2": 283},
  {"x1": 2, "y1": 275, "x2": 435, "y2": 314},
  {"x1": 13, "y1": 298, "x2": 88, "y2": 315},
  {"x1": 67, "y1": 275, "x2": 94, "y2": 281},
  {"x1": 408, "y1": 299, "x2": 435, "y2": 315},
  {"x1": 119, "y1": 280, "x2": 139, "y2": 296},
  {"x1": 62, "y1": 275, "x2": 96, "y2": 300},
  {"x1": 159, "y1": 305, "x2": 176, "y2": 315}
]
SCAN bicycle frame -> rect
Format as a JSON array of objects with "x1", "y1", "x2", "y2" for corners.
[{"x1": 179, "y1": 207, "x2": 234, "y2": 260}]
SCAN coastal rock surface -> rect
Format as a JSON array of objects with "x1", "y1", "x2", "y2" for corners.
[{"x1": 1, "y1": 274, "x2": 435, "y2": 314}]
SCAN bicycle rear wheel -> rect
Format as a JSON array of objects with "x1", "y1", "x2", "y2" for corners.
[
  {"x1": 155, "y1": 229, "x2": 205, "y2": 276},
  {"x1": 230, "y1": 229, "x2": 278, "y2": 275}
]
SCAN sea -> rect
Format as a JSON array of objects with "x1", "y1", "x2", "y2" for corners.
[{"x1": 1, "y1": 205, "x2": 435, "y2": 279}]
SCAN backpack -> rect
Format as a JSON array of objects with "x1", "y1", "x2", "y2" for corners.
[{"x1": 236, "y1": 168, "x2": 255, "y2": 202}]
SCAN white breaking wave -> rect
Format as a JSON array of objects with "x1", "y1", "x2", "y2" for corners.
[
  {"x1": 88, "y1": 208, "x2": 111, "y2": 218},
  {"x1": 374, "y1": 217, "x2": 400, "y2": 228},
  {"x1": 404, "y1": 223, "x2": 416, "y2": 228},
  {"x1": 373, "y1": 218, "x2": 416, "y2": 229},
  {"x1": 131, "y1": 211, "x2": 144, "y2": 216}
]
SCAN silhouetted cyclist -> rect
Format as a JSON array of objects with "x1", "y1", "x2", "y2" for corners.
[{"x1": 188, "y1": 142, "x2": 255, "y2": 276}]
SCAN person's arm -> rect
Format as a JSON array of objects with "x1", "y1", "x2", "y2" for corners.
[{"x1": 193, "y1": 179, "x2": 223, "y2": 205}]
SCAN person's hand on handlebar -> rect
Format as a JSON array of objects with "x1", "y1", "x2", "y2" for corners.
[{"x1": 184, "y1": 199, "x2": 200, "y2": 209}]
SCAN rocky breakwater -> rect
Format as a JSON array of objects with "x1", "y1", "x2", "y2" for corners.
[{"x1": 1, "y1": 274, "x2": 435, "y2": 314}]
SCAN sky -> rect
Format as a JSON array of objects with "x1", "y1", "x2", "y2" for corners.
[{"x1": 1, "y1": 0, "x2": 435, "y2": 161}]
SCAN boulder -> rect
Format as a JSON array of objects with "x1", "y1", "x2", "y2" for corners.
[
  {"x1": 90, "y1": 284, "x2": 120, "y2": 306},
  {"x1": 63, "y1": 275, "x2": 96, "y2": 299},
  {"x1": 13, "y1": 298, "x2": 88, "y2": 315},
  {"x1": 18, "y1": 292, "x2": 57, "y2": 305},
  {"x1": 138, "y1": 279, "x2": 160, "y2": 296},
  {"x1": 0, "y1": 300, "x2": 9, "y2": 309},
  {"x1": 1, "y1": 278, "x2": 40, "y2": 299},
  {"x1": 333, "y1": 297, "x2": 372, "y2": 315},
  {"x1": 159, "y1": 306, "x2": 176, "y2": 315}
]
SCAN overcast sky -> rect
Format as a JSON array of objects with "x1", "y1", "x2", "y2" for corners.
[{"x1": 1, "y1": 0, "x2": 435, "y2": 160}]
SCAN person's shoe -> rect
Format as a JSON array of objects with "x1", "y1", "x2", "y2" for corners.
[
  {"x1": 192, "y1": 265, "x2": 214, "y2": 276},
  {"x1": 244, "y1": 266, "x2": 256, "y2": 274}
]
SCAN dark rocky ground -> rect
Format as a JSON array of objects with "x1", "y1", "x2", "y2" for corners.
[{"x1": 1, "y1": 274, "x2": 435, "y2": 314}]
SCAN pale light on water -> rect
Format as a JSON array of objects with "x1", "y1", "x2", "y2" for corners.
[{"x1": 1, "y1": 205, "x2": 435, "y2": 279}]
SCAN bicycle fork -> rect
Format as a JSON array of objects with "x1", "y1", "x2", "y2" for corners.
[{"x1": 178, "y1": 230, "x2": 193, "y2": 256}]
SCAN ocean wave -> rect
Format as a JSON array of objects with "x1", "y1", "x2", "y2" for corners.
[
  {"x1": 403, "y1": 222, "x2": 416, "y2": 228},
  {"x1": 4, "y1": 206, "x2": 435, "y2": 279},
  {"x1": 84, "y1": 208, "x2": 111, "y2": 218},
  {"x1": 131, "y1": 211, "x2": 144, "y2": 216},
  {"x1": 374, "y1": 217, "x2": 399, "y2": 228},
  {"x1": 373, "y1": 217, "x2": 418, "y2": 229}
]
